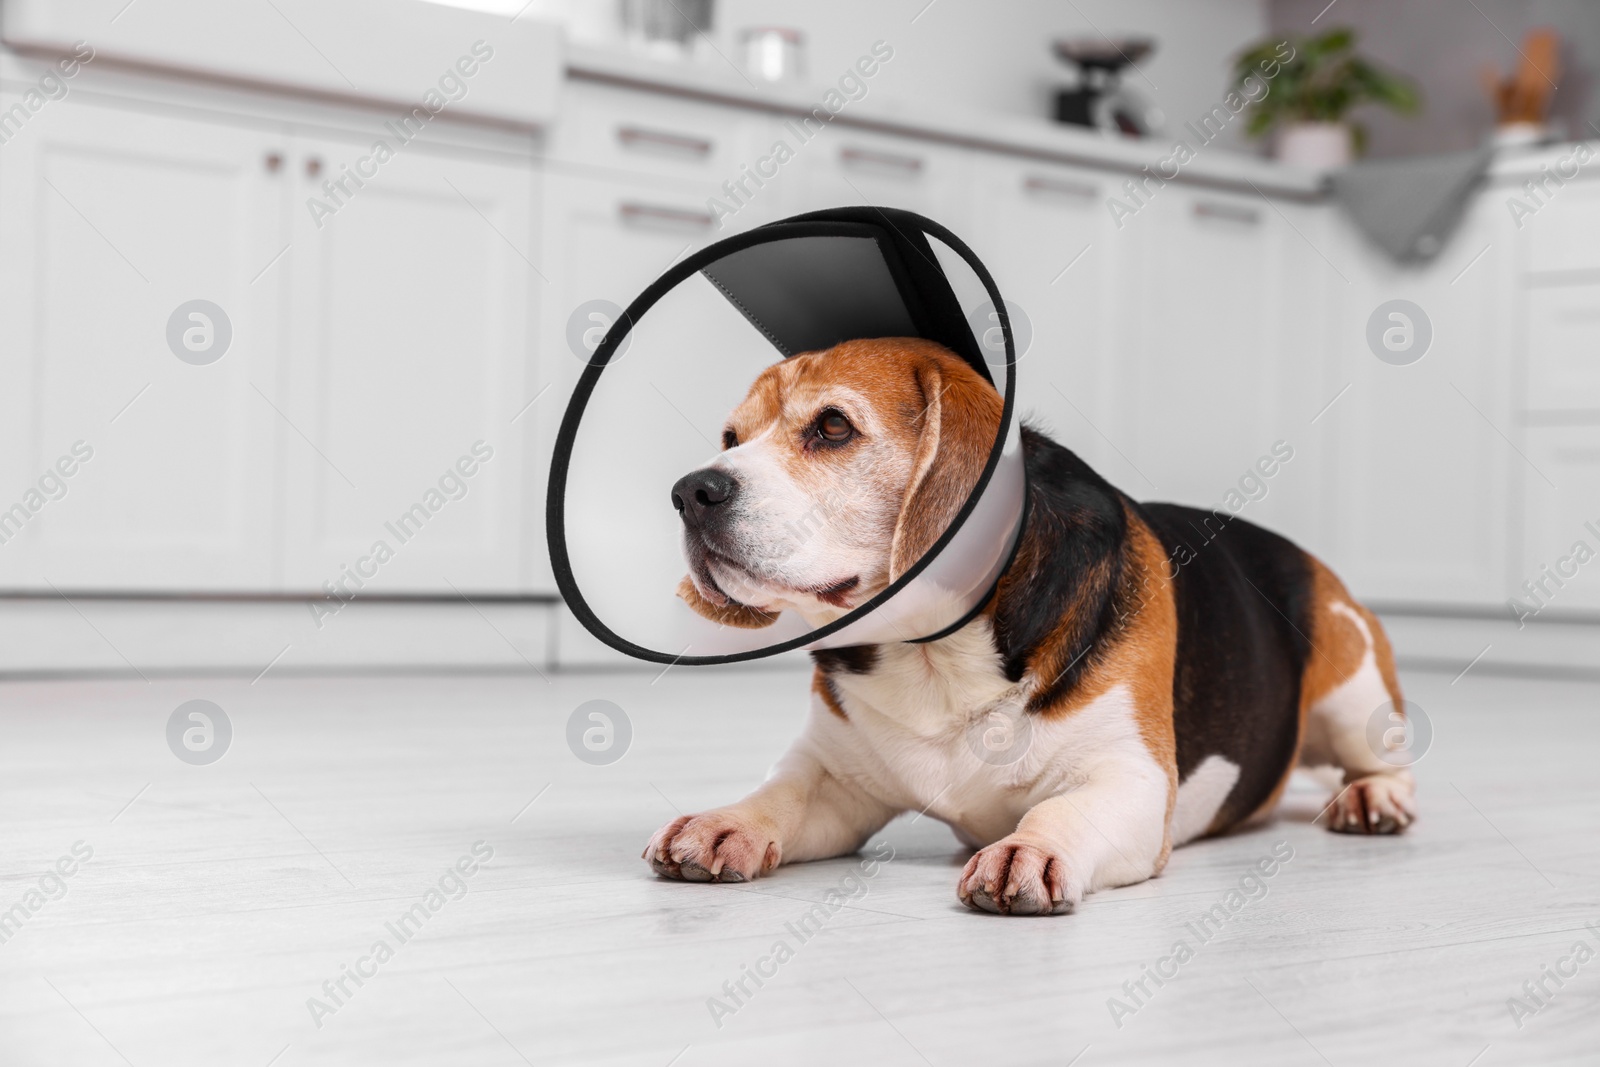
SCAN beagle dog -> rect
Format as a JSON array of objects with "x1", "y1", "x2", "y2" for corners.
[{"x1": 647, "y1": 337, "x2": 1415, "y2": 915}]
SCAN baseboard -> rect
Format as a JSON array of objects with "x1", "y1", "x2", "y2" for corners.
[
  {"x1": 1377, "y1": 609, "x2": 1600, "y2": 681},
  {"x1": 0, "y1": 598, "x2": 557, "y2": 678},
  {"x1": 0, "y1": 598, "x2": 1589, "y2": 680},
  {"x1": 551, "y1": 603, "x2": 811, "y2": 671}
]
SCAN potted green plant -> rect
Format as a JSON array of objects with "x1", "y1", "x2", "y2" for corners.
[{"x1": 1233, "y1": 28, "x2": 1420, "y2": 167}]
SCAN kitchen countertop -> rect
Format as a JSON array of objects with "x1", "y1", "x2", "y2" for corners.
[
  {"x1": 565, "y1": 42, "x2": 1329, "y2": 200},
  {"x1": 0, "y1": 0, "x2": 563, "y2": 128},
  {"x1": 567, "y1": 44, "x2": 1600, "y2": 200},
  {"x1": 1486, "y1": 137, "x2": 1600, "y2": 182}
]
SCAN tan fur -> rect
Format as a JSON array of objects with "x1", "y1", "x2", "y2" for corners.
[
  {"x1": 811, "y1": 672, "x2": 848, "y2": 721},
  {"x1": 724, "y1": 336, "x2": 984, "y2": 529},
  {"x1": 1023, "y1": 507, "x2": 1180, "y2": 870},
  {"x1": 990, "y1": 542, "x2": 1117, "y2": 713},
  {"x1": 886, "y1": 352, "x2": 1001, "y2": 580},
  {"x1": 675, "y1": 576, "x2": 778, "y2": 628},
  {"x1": 678, "y1": 337, "x2": 1001, "y2": 623}
]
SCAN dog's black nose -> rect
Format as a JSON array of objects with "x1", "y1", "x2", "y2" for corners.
[{"x1": 671, "y1": 468, "x2": 737, "y2": 527}]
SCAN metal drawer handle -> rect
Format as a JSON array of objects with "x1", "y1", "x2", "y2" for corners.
[
  {"x1": 618, "y1": 126, "x2": 714, "y2": 157},
  {"x1": 1193, "y1": 200, "x2": 1261, "y2": 225},
  {"x1": 840, "y1": 146, "x2": 924, "y2": 174},
  {"x1": 619, "y1": 202, "x2": 716, "y2": 229},
  {"x1": 1024, "y1": 175, "x2": 1098, "y2": 199}
]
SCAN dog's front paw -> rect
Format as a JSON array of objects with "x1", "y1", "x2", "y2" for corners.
[
  {"x1": 958, "y1": 835, "x2": 1080, "y2": 916},
  {"x1": 643, "y1": 810, "x2": 781, "y2": 883}
]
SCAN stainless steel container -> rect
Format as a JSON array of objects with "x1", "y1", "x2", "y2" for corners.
[{"x1": 740, "y1": 26, "x2": 804, "y2": 83}]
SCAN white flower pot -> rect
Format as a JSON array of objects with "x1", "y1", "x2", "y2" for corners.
[
  {"x1": 1276, "y1": 122, "x2": 1353, "y2": 168},
  {"x1": 1493, "y1": 122, "x2": 1547, "y2": 148}
]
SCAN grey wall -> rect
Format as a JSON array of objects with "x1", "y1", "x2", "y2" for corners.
[{"x1": 1269, "y1": 0, "x2": 1600, "y2": 158}]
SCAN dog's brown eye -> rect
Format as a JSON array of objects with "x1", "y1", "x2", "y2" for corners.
[
  {"x1": 817, "y1": 410, "x2": 853, "y2": 443},
  {"x1": 722, "y1": 429, "x2": 738, "y2": 450}
]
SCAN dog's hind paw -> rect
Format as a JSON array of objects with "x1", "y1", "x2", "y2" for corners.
[{"x1": 1326, "y1": 773, "x2": 1416, "y2": 835}]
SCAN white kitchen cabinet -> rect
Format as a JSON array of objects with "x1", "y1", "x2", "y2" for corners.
[
  {"x1": 557, "y1": 81, "x2": 751, "y2": 195},
  {"x1": 534, "y1": 87, "x2": 784, "y2": 601},
  {"x1": 3, "y1": 51, "x2": 1590, "y2": 638},
  {"x1": 1110, "y1": 186, "x2": 1309, "y2": 521},
  {"x1": 536, "y1": 86, "x2": 792, "y2": 596},
  {"x1": 1524, "y1": 283, "x2": 1600, "y2": 413},
  {"x1": 784, "y1": 126, "x2": 973, "y2": 230},
  {"x1": 1, "y1": 0, "x2": 564, "y2": 129},
  {"x1": 0, "y1": 92, "x2": 285, "y2": 590},
  {"x1": 1518, "y1": 426, "x2": 1600, "y2": 611},
  {"x1": 549, "y1": 79, "x2": 788, "y2": 234},
  {"x1": 966, "y1": 154, "x2": 1120, "y2": 476},
  {"x1": 0, "y1": 85, "x2": 545, "y2": 596},
  {"x1": 1319, "y1": 195, "x2": 1513, "y2": 604},
  {"x1": 277, "y1": 130, "x2": 540, "y2": 593},
  {"x1": 537, "y1": 165, "x2": 789, "y2": 652},
  {"x1": 1522, "y1": 177, "x2": 1600, "y2": 275},
  {"x1": 533, "y1": 171, "x2": 721, "y2": 598}
]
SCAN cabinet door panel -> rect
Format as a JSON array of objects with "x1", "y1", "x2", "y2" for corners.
[
  {"x1": 0, "y1": 95, "x2": 284, "y2": 590},
  {"x1": 1322, "y1": 198, "x2": 1512, "y2": 603},
  {"x1": 535, "y1": 173, "x2": 750, "y2": 606},
  {"x1": 1519, "y1": 428, "x2": 1600, "y2": 611},
  {"x1": 1525, "y1": 180, "x2": 1600, "y2": 274},
  {"x1": 279, "y1": 135, "x2": 537, "y2": 592},
  {"x1": 1525, "y1": 284, "x2": 1600, "y2": 412},
  {"x1": 968, "y1": 156, "x2": 1118, "y2": 479},
  {"x1": 788, "y1": 129, "x2": 971, "y2": 229},
  {"x1": 1115, "y1": 189, "x2": 1302, "y2": 515}
]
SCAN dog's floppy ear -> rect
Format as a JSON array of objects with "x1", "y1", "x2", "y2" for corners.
[
  {"x1": 676, "y1": 575, "x2": 780, "y2": 628},
  {"x1": 888, "y1": 354, "x2": 1002, "y2": 582}
]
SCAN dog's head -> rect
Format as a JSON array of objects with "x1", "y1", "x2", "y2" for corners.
[{"x1": 671, "y1": 337, "x2": 1001, "y2": 628}]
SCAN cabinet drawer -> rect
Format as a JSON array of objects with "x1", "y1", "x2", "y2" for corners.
[
  {"x1": 1525, "y1": 179, "x2": 1600, "y2": 274},
  {"x1": 1526, "y1": 285, "x2": 1600, "y2": 410},
  {"x1": 1016, "y1": 168, "x2": 1105, "y2": 206},
  {"x1": 1518, "y1": 427, "x2": 1600, "y2": 611},
  {"x1": 787, "y1": 129, "x2": 971, "y2": 225},
  {"x1": 557, "y1": 82, "x2": 742, "y2": 186}
]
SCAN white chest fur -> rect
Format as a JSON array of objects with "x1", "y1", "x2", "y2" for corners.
[{"x1": 813, "y1": 621, "x2": 1170, "y2": 849}]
